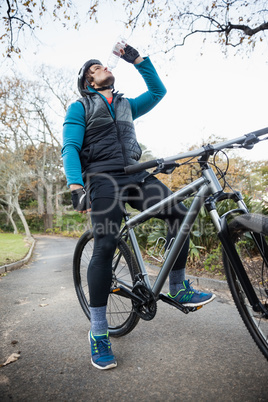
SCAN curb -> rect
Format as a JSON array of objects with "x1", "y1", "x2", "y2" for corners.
[
  {"x1": 146, "y1": 263, "x2": 229, "y2": 294},
  {"x1": 187, "y1": 274, "x2": 229, "y2": 293},
  {"x1": 0, "y1": 238, "x2": 36, "y2": 275}
]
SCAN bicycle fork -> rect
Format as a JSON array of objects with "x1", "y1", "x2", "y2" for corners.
[{"x1": 218, "y1": 216, "x2": 268, "y2": 317}]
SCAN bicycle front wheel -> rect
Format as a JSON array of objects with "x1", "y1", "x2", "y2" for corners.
[
  {"x1": 73, "y1": 230, "x2": 141, "y2": 337},
  {"x1": 223, "y1": 213, "x2": 268, "y2": 360}
]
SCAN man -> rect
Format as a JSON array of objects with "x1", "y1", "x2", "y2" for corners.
[{"x1": 62, "y1": 44, "x2": 215, "y2": 370}]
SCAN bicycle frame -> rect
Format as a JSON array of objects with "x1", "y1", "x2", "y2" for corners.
[
  {"x1": 73, "y1": 126, "x2": 268, "y2": 357},
  {"x1": 121, "y1": 162, "x2": 248, "y2": 299}
]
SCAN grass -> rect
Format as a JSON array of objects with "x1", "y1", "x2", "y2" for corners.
[{"x1": 0, "y1": 233, "x2": 32, "y2": 266}]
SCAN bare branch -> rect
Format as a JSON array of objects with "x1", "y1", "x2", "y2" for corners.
[
  {"x1": 128, "y1": 0, "x2": 147, "y2": 28},
  {"x1": 226, "y1": 21, "x2": 268, "y2": 36}
]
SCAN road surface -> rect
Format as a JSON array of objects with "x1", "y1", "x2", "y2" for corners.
[{"x1": 0, "y1": 235, "x2": 267, "y2": 401}]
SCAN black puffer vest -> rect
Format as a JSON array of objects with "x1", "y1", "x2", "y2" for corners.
[{"x1": 78, "y1": 91, "x2": 142, "y2": 174}]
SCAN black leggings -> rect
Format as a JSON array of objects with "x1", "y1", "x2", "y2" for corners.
[{"x1": 87, "y1": 174, "x2": 189, "y2": 307}]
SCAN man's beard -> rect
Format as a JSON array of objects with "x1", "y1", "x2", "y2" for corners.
[{"x1": 97, "y1": 75, "x2": 115, "y2": 88}]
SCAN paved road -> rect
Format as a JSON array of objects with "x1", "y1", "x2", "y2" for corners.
[{"x1": 0, "y1": 235, "x2": 267, "y2": 401}]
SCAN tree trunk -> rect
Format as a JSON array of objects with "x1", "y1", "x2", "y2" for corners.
[
  {"x1": 37, "y1": 177, "x2": 45, "y2": 215},
  {"x1": 13, "y1": 197, "x2": 31, "y2": 238},
  {"x1": 1, "y1": 205, "x2": 18, "y2": 233},
  {"x1": 43, "y1": 213, "x2": 53, "y2": 231},
  {"x1": 55, "y1": 184, "x2": 61, "y2": 212},
  {"x1": 43, "y1": 182, "x2": 54, "y2": 231},
  {"x1": 8, "y1": 212, "x2": 18, "y2": 234}
]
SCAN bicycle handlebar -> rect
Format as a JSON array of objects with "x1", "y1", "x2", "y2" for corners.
[
  {"x1": 124, "y1": 127, "x2": 268, "y2": 175},
  {"x1": 124, "y1": 159, "x2": 161, "y2": 174}
]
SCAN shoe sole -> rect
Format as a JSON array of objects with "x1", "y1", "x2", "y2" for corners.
[
  {"x1": 182, "y1": 293, "x2": 216, "y2": 307},
  {"x1": 91, "y1": 359, "x2": 117, "y2": 370}
]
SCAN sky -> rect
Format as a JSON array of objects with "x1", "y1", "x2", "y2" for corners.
[{"x1": 1, "y1": 0, "x2": 268, "y2": 162}]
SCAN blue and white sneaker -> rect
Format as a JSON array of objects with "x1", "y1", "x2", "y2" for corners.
[
  {"x1": 167, "y1": 280, "x2": 216, "y2": 307},
  {"x1": 89, "y1": 331, "x2": 117, "y2": 370}
]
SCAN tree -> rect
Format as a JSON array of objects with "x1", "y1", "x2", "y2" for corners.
[
  {"x1": 1, "y1": 1, "x2": 267, "y2": 57},
  {"x1": 156, "y1": 136, "x2": 264, "y2": 203},
  {"x1": 0, "y1": 151, "x2": 32, "y2": 237},
  {"x1": 139, "y1": 143, "x2": 155, "y2": 162},
  {"x1": 0, "y1": 67, "x2": 75, "y2": 231},
  {"x1": 118, "y1": 0, "x2": 268, "y2": 53},
  {"x1": 1, "y1": 0, "x2": 80, "y2": 57},
  {"x1": 244, "y1": 160, "x2": 268, "y2": 211}
]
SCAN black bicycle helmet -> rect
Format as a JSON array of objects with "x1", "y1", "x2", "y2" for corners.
[{"x1": 77, "y1": 59, "x2": 102, "y2": 96}]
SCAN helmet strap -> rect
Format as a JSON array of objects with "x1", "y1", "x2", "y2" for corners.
[
  {"x1": 94, "y1": 84, "x2": 114, "y2": 92},
  {"x1": 84, "y1": 80, "x2": 114, "y2": 93}
]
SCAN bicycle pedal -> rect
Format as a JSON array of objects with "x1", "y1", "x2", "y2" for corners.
[{"x1": 159, "y1": 293, "x2": 202, "y2": 314}]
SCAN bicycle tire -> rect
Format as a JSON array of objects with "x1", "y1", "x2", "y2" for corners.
[
  {"x1": 73, "y1": 230, "x2": 141, "y2": 337},
  {"x1": 223, "y1": 213, "x2": 268, "y2": 360}
]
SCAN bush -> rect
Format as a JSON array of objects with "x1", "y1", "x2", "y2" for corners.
[
  {"x1": 134, "y1": 218, "x2": 167, "y2": 252},
  {"x1": 203, "y1": 244, "x2": 224, "y2": 275},
  {"x1": 53, "y1": 212, "x2": 89, "y2": 233},
  {"x1": 24, "y1": 213, "x2": 44, "y2": 232}
]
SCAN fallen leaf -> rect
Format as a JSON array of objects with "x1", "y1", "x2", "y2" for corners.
[
  {"x1": 39, "y1": 303, "x2": 49, "y2": 307},
  {"x1": 0, "y1": 352, "x2": 20, "y2": 367}
]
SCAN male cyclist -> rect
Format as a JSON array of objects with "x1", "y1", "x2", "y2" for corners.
[{"x1": 62, "y1": 44, "x2": 215, "y2": 370}]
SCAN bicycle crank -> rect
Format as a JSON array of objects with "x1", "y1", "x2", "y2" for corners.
[{"x1": 132, "y1": 282, "x2": 157, "y2": 321}]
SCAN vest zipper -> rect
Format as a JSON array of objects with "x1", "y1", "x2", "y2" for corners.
[{"x1": 100, "y1": 94, "x2": 128, "y2": 166}]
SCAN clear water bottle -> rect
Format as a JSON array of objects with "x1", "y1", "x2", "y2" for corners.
[{"x1": 107, "y1": 36, "x2": 126, "y2": 70}]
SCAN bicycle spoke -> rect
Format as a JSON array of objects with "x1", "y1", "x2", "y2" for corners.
[{"x1": 73, "y1": 232, "x2": 140, "y2": 337}]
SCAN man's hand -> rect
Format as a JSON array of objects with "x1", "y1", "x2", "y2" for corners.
[
  {"x1": 121, "y1": 45, "x2": 143, "y2": 64},
  {"x1": 71, "y1": 186, "x2": 91, "y2": 213}
]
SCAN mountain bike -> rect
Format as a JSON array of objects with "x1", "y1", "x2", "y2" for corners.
[{"x1": 73, "y1": 127, "x2": 268, "y2": 361}]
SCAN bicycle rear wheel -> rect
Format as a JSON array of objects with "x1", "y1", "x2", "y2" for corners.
[
  {"x1": 223, "y1": 213, "x2": 268, "y2": 360},
  {"x1": 73, "y1": 230, "x2": 141, "y2": 337}
]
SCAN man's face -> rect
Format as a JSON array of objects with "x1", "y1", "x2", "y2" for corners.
[{"x1": 89, "y1": 64, "x2": 115, "y2": 89}]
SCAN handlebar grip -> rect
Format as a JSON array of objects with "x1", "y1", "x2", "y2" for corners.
[{"x1": 124, "y1": 159, "x2": 159, "y2": 174}]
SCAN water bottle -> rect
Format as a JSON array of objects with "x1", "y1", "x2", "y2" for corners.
[{"x1": 107, "y1": 36, "x2": 126, "y2": 70}]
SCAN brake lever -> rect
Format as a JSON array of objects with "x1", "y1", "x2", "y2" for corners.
[
  {"x1": 241, "y1": 133, "x2": 259, "y2": 150},
  {"x1": 152, "y1": 162, "x2": 178, "y2": 175}
]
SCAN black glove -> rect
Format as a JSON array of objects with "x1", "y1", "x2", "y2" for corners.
[
  {"x1": 121, "y1": 45, "x2": 140, "y2": 64},
  {"x1": 71, "y1": 187, "x2": 90, "y2": 212}
]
